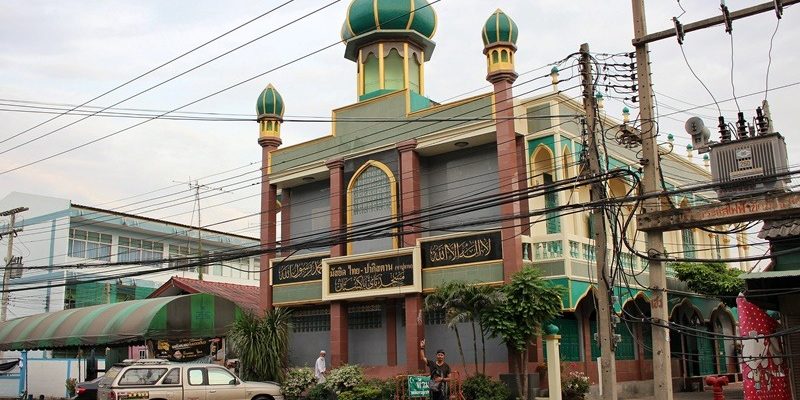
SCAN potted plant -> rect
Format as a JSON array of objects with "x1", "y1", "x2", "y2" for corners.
[{"x1": 561, "y1": 371, "x2": 590, "y2": 400}]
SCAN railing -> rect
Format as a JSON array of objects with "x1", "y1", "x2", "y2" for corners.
[{"x1": 531, "y1": 235, "x2": 671, "y2": 276}]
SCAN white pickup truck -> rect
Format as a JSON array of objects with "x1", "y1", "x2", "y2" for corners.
[{"x1": 96, "y1": 359, "x2": 284, "y2": 400}]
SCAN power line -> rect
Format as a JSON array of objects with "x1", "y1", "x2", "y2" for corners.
[{"x1": 0, "y1": 0, "x2": 296, "y2": 146}]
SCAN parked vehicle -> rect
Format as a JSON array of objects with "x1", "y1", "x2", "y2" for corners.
[
  {"x1": 97, "y1": 359, "x2": 283, "y2": 400},
  {"x1": 72, "y1": 376, "x2": 102, "y2": 400}
]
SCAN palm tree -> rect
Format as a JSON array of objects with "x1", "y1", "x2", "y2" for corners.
[
  {"x1": 469, "y1": 285, "x2": 503, "y2": 375},
  {"x1": 424, "y1": 281, "x2": 469, "y2": 374},
  {"x1": 227, "y1": 308, "x2": 292, "y2": 382}
]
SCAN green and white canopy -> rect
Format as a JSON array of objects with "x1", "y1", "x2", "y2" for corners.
[{"x1": 0, "y1": 293, "x2": 240, "y2": 351}]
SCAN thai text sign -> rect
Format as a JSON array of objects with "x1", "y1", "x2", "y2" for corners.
[
  {"x1": 328, "y1": 255, "x2": 414, "y2": 294},
  {"x1": 421, "y1": 231, "x2": 502, "y2": 268},
  {"x1": 407, "y1": 375, "x2": 431, "y2": 397},
  {"x1": 152, "y1": 337, "x2": 222, "y2": 362},
  {"x1": 272, "y1": 257, "x2": 324, "y2": 285}
]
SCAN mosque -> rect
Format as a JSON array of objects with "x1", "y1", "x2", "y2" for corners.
[{"x1": 254, "y1": 0, "x2": 740, "y2": 391}]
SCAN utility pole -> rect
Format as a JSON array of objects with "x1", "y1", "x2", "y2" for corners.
[
  {"x1": 630, "y1": 2, "x2": 673, "y2": 399},
  {"x1": 579, "y1": 43, "x2": 617, "y2": 400},
  {"x1": 190, "y1": 181, "x2": 205, "y2": 281},
  {"x1": 0, "y1": 207, "x2": 28, "y2": 322}
]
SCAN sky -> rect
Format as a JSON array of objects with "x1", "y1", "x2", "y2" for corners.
[{"x1": 0, "y1": 0, "x2": 798, "y2": 240}]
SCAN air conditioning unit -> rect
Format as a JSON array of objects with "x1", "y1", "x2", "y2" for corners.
[{"x1": 709, "y1": 133, "x2": 790, "y2": 200}]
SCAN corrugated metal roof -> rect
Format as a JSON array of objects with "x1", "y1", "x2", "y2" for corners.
[
  {"x1": 758, "y1": 219, "x2": 800, "y2": 240},
  {"x1": 150, "y1": 277, "x2": 260, "y2": 314},
  {"x1": 744, "y1": 269, "x2": 800, "y2": 280}
]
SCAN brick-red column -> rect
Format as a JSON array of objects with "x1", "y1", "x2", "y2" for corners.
[
  {"x1": 515, "y1": 136, "x2": 531, "y2": 232},
  {"x1": 405, "y1": 293, "x2": 425, "y2": 373},
  {"x1": 327, "y1": 159, "x2": 346, "y2": 257},
  {"x1": 490, "y1": 74, "x2": 525, "y2": 282},
  {"x1": 258, "y1": 137, "x2": 281, "y2": 314},
  {"x1": 327, "y1": 158, "x2": 348, "y2": 366},
  {"x1": 280, "y1": 188, "x2": 291, "y2": 256},
  {"x1": 386, "y1": 301, "x2": 397, "y2": 366},
  {"x1": 397, "y1": 140, "x2": 421, "y2": 247},
  {"x1": 330, "y1": 301, "x2": 348, "y2": 367}
]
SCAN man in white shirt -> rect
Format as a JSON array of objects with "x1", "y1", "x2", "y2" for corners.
[{"x1": 314, "y1": 350, "x2": 327, "y2": 383}]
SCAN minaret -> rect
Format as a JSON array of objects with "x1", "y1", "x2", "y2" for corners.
[
  {"x1": 340, "y1": 0, "x2": 437, "y2": 101},
  {"x1": 483, "y1": 9, "x2": 525, "y2": 282},
  {"x1": 256, "y1": 84, "x2": 284, "y2": 313}
]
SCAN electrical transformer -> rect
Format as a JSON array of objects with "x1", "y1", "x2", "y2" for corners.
[{"x1": 709, "y1": 133, "x2": 790, "y2": 200}]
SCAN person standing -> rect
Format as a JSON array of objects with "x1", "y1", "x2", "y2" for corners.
[
  {"x1": 314, "y1": 350, "x2": 327, "y2": 384},
  {"x1": 419, "y1": 339, "x2": 451, "y2": 400}
]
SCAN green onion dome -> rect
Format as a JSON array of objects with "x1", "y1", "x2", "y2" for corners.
[
  {"x1": 482, "y1": 9, "x2": 518, "y2": 47},
  {"x1": 256, "y1": 84, "x2": 284, "y2": 119},
  {"x1": 342, "y1": 0, "x2": 437, "y2": 41}
]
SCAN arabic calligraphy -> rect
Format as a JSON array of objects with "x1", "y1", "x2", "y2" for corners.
[
  {"x1": 421, "y1": 232, "x2": 502, "y2": 268},
  {"x1": 329, "y1": 255, "x2": 414, "y2": 294},
  {"x1": 273, "y1": 257, "x2": 324, "y2": 285}
]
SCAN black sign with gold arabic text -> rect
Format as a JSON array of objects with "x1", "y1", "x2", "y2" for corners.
[
  {"x1": 421, "y1": 231, "x2": 502, "y2": 268},
  {"x1": 328, "y1": 255, "x2": 414, "y2": 294},
  {"x1": 272, "y1": 257, "x2": 324, "y2": 285}
]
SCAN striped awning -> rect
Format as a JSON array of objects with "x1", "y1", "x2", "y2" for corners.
[{"x1": 0, "y1": 293, "x2": 240, "y2": 351}]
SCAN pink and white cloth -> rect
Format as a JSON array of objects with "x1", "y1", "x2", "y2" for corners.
[{"x1": 737, "y1": 296, "x2": 790, "y2": 400}]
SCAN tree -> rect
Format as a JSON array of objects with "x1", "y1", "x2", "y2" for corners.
[
  {"x1": 425, "y1": 281, "x2": 469, "y2": 373},
  {"x1": 227, "y1": 307, "x2": 292, "y2": 382},
  {"x1": 483, "y1": 267, "x2": 564, "y2": 400},
  {"x1": 672, "y1": 262, "x2": 743, "y2": 307},
  {"x1": 465, "y1": 284, "x2": 502, "y2": 375},
  {"x1": 426, "y1": 282, "x2": 503, "y2": 377}
]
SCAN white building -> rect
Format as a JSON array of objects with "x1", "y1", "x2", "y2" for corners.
[{"x1": 0, "y1": 192, "x2": 260, "y2": 320}]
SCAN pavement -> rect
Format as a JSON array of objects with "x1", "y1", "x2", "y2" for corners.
[{"x1": 625, "y1": 381, "x2": 744, "y2": 400}]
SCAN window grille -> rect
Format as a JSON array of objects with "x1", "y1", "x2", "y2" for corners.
[{"x1": 348, "y1": 304, "x2": 382, "y2": 329}]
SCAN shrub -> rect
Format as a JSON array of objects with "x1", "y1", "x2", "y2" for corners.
[
  {"x1": 562, "y1": 371, "x2": 590, "y2": 400},
  {"x1": 324, "y1": 364, "x2": 364, "y2": 394},
  {"x1": 462, "y1": 374, "x2": 511, "y2": 400},
  {"x1": 281, "y1": 367, "x2": 316, "y2": 400},
  {"x1": 337, "y1": 378, "x2": 396, "y2": 400},
  {"x1": 306, "y1": 384, "x2": 332, "y2": 400}
]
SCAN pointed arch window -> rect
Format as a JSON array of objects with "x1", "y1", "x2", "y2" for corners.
[
  {"x1": 347, "y1": 161, "x2": 397, "y2": 254},
  {"x1": 363, "y1": 53, "x2": 380, "y2": 94},
  {"x1": 384, "y1": 49, "x2": 405, "y2": 90}
]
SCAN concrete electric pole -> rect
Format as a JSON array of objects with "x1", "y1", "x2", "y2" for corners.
[
  {"x1": 630, "y1": 2, "x2": 797, "y2": 397},
  {"x1": 579, "y1": 43, "x2": 618, "y2": 400},
  {"x1": 0, "y1": 207, "x2": 28, "y2": 322}
]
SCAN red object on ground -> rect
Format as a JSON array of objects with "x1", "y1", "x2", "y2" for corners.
[{"x1": 706, "y1": 376, "x2": 729, "y2": 400}]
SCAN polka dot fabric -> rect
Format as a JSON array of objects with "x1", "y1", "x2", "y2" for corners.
[{"x1": 738, "y1": 295, "x2": 790, "y2": 400}]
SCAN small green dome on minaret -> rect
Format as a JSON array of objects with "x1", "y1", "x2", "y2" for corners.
[
  {"x1": 482, "y1": 9, "x2": 518, "y2": 47},
  {"x1": 256, "y1": 84, "x2": 284, "y2": 119},
  {"x1": 342, "y1": 0, "x2": 437, "y2": 42}
]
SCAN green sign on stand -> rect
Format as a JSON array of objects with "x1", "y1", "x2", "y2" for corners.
[{"x1": 407, "y1": 375, "x2": 431, "y2": 397}]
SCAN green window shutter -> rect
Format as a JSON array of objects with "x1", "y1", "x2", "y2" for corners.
[
  {"x1": 615, "y1": 323, "x2": 636, "y2": 360},
  {"x1": 590, "y1": 320, "x2": 600, "y2": 359},
  {"x1": 642, "y1": 323, "x2": 653, "y2": 359},
  {"x1": 543, "y1": 173, "x2": 561, "y2": 234},
  {"x1": 543, "y1": 317, "x2": 581, "y2": 362},
  {"x1": 697, "y1": 329, "x2": 716, "y2": 376},
  {"x1": 717, "y1": 338, "x2": 728, "y2": 373}
]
